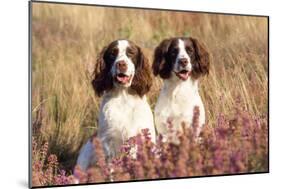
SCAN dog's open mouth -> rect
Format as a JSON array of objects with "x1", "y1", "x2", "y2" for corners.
[
  {"x1": 175, "y1": 70, "x2": 190, "y2": 80},
  {"x1": 116, "y1": 73, "x2": 132, "y2": 84}
]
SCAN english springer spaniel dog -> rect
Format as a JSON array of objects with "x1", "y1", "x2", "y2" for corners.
[
  {"x1": 76, "y1": 39, "x2": 156, "y2": 171},
  {"x1": 152, "y1": 37, "x2": 210, "y2": 141}
]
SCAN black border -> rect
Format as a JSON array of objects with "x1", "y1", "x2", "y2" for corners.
[
  {"x1": 28, "y1": 0, "x2": 270, "y2": 188},
  {"x1": 28, "y1": 1, "x2": 32, "y2": 188}
]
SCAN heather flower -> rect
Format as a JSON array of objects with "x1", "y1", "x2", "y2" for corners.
[
  {"x1": 87, "y1": 167, "x2": 105, "y2": 183},
  {"x1": 192, "y1": 106, "x2": 200, "y2": 137},
  {"x1": 32, "y1": 137, "x2": 71, "y2": 186},
  {"x1": 32, "y1": 106, "x2": 268, "y2": 186},
  {"x1": 54, "y1": 170, "x2": 69, "y2": 185},
  {"x1": 73, "y1": 165, "x2": 88, "y2": 184}
]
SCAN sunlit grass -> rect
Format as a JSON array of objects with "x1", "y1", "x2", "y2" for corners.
[{"x1": 31, "y1": 3, "x2": 268, "y2": 172}]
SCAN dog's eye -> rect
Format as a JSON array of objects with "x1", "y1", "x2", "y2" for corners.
[
  {"x1": 109, "y1": 49, "x2": 118, "y2": 60},
  {"x1": 126, "y1": 48, "x2": 135, "y2": 57},
  {"x1": 109, "y1": 53, "x2": 116, "y2": 60},
  {"x1": 186, "y1": 47, "x2": 193, "y2": 54},
  {"x1": 171, "y1": 48, "x2": 178, "y2": 56}
]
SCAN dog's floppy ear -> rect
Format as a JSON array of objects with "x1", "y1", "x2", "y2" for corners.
[
  {"x1": 190, "y1": 37, "x2": 210, "y2": 78},
  {"x1": 130, "y1": 46, "x2": 152, "y2": 97},
  {"x1": 152, "y1": 38, "x2": 173, "y2": 79},
  {"x1": 92, "y1": 46, "x2": 113, "y2": 97}
]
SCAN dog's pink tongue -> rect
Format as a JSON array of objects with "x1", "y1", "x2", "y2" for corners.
[
  {"x1": 117, "y1": 75, "x2": 129, "y2": 84},
  {"x1": 179, "y1": 73, "x2": 189, "y2": 80}
]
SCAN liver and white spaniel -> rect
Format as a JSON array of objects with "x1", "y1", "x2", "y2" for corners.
[
  {"x1": 152, "y1": 37, "x2": 210, "y2": 141},
  {"x1": 76, "y1": 39, "x2": 156, "y2": 171}
]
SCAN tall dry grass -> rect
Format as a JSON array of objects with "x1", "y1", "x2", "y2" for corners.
[{"x1": 31, "y1": 3, "x2": 268, "y2": 171}]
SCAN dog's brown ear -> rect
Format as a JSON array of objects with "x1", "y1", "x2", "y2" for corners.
[
  {"x1": 152, "y1": 38, "x2": 173, "y2": 79},
  {"x1": 92, "y1": 46, "x2": 113, "y2": 97},
  {"x1": 131, "y1": 46, "x2": 152, "y2": 97},
  {"x1": 190, "y1": 37, "x2": 210, "y2": 78}
]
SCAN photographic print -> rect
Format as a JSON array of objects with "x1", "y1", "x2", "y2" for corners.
[{"x1": 29, "y1": 1, "x2": 269, "y2": 188}]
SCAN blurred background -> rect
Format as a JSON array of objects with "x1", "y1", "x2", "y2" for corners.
[{"x1": 32, "y1": 2, "x2": 268, "y2": 171}]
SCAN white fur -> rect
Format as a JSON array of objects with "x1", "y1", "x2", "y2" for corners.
[
  {"x1": 76, "y1": 140, "x2": 95, "y2": 171},
  {"x1": 98, "y1": 89, "x2": 155, "y2": 158},
  {"x1": 154, "y1": 39, "x2": 205, "y2": 141},
  {"x1": 76, "y1": 40, "x2": 155, "y2": 172},
  {"x1": 174, "y1": 39, "x2": 192, "y2": 73},
  {"x1": 76, "y1": 90, "x2": 155, "y2": 171},
  {"x1": 111, "y1": 40, "x2": 135, "y2": 87}
]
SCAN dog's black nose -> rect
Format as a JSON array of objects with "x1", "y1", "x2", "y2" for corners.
[{"x1": 178, "y1": 58, "x2": 188, "y2": 67}]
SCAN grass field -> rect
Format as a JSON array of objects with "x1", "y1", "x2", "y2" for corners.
[{"x1": 31, "y1": 2, "x2": 268, "y2": 183}]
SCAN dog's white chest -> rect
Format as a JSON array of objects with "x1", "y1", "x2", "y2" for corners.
[
  {"x1": 98, "y1": 91, "x2": 155, "y2": 158},
  {"x1": 154, "y1": 79, "x2": 205, "y2": 137},
  {"x1": 101, "y1": 95, "x2": 138, "y2": 134}
]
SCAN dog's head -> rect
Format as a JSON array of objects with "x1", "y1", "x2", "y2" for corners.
[
  {"x1": 152, "y1": 37, "x2": 210, "y2": 81},
  {"x1": 92, "y1": 39, "x2": 152, "y2": 97}
]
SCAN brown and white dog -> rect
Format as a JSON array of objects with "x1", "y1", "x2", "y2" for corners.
[
  {"x1": 152, "y1": 37, "x2": 210, "y2": 141},
  {"x1": 76, "y1": 39, "x2": 156, "y2": 171}
]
